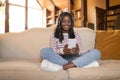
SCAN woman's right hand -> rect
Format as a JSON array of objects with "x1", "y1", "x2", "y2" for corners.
[{"x1": 63, "y1": 44, "x2": 71, "y2": 55}]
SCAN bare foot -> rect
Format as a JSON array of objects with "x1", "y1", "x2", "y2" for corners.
[{"x1": 63, "y1": 62, "x2": 76, "y2": 70}]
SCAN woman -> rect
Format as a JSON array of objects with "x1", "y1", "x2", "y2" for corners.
[{"x1": 40, "y1": 12, "x2": 101, "y2": 71}]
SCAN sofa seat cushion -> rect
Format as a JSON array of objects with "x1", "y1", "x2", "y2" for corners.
[
  {"x1": 0, "y1": 59, "x2": 68, "y2": 80},
  {"x1": 0, "y1": 59, "x2": 41, "y2": 71},
  {"x1": 68, "y1": 60, "x2": 120, "y2": 80}
]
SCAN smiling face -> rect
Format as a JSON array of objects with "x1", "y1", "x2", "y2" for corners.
[{"x1": 62, "y1": 16, "x2": 71, "y2": 33}]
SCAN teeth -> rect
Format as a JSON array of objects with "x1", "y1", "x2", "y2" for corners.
[{"x1": 65, "y1": 26, "x2": 69, "y2": 27}]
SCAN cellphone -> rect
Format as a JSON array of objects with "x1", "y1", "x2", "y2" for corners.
[{"x1": 68, "y1": 39, "x2": 76, "y2": 49}]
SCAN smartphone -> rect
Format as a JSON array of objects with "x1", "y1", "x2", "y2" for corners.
[{"x1": 68, "y1": 39, "x2": 76, "y2": 49}]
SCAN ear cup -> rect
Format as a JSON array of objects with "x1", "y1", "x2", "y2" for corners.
[
  {"x1": 57, "y1": 16, "x2": 61, "y2": 25},
  {"x1": 57, "y1": 18, "x2": 60, "y2": 25}
]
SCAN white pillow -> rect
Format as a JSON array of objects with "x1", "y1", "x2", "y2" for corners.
[{"x1": 74, "y1": 27, "x2": 96, "y2": 53}]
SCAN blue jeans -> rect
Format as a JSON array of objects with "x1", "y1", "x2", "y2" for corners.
[{"x1": 40, "y1": 48, "x2": 101, "y2": 67}]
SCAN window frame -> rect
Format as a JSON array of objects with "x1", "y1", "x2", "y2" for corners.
[{"x1": 5, "y1": 0, "x2": 42, "y2": 33}]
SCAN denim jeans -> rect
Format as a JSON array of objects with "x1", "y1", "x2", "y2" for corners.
[{"x1": 40, "y1": 48, "x2": 101, "y2": 67}]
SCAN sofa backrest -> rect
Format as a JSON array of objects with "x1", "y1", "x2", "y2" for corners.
[{"x1": 0, "y1": 27, "x2": 95, "y2": 61}]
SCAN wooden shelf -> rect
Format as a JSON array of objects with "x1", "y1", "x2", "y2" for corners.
[
  {"x1": 55, "y1": 6, "x2": 61, "y2": 15},
  {"x1": 71, "y1": 8, "x2": 81, "y2": 12},
  {"x1": 55, "y1": 14, "x2": 59, "y2": 16},
  {"x1": 47, "y1": 16, "x2": 53, "y2": 19},
  {"x1": 107, "y1": 13, "x2": 120, "y2": 16},
  {"x1": 71, "y1": 8, "x2": 81, "y2": 27},
  {"x1": 41, "y1": 0, "x2": 82, "y2": 28},
  {"x1": 106, "y1": 7, "x2": 120, "y2": 30}
]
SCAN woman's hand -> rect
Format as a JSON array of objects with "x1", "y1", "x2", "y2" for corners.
[
  {"x1": 63, "y1": 44, "x2": 79, "y2": 56},
  {"x1": 71, "y1": 44, "x2": 79, "y2": 55},
  {"x1": 63, "y1": 44, "x2": 71, "y2": 55}
]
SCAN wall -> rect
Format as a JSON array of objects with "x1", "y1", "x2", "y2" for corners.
[
  {"x1": 87, "y1": 0, "x2": 106, "y2": 30},
  {"x1": 109, "y1": 0, "x2": 120, "y2": 6}
]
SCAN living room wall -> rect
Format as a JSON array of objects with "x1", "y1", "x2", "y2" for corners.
[
  {"x1": 109, "y1": 0, "x2": 120, "y2": 6},
  {"x1": 87, "y1": 0, "x2": 106, "y2": 30}
]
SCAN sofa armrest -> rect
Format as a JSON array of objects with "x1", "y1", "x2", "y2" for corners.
[{"x1": 95, "y1": 30, "x2": 120, "y2": 60}]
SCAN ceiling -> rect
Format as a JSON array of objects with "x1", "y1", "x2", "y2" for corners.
[{"x1": 37, "y1": 0, "x2": 70, "y2": 11}]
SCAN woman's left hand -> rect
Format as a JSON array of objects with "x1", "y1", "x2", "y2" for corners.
[{"x1": 70, "y1": 44, "x2": 79, "y2": 55}]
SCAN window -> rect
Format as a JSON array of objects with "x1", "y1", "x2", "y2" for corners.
[
  {"x1": 0, "y1": 0, "x2": 43, "y2": 34},
  {"x1": 9, "y1": 4, "x2": 25, "y2": 32},
  {"x1": 28, "y1": 8, "x2": 43, "y2": 29},
  {"x1": 28, "y1": 0, "x2": 43, "y2": 29},
  {"x1": 0, "y1": 0, "x2": 5, "y2": 34}
]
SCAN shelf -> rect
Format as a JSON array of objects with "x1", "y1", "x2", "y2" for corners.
[
  {"x1": 42, "y1": 0, "x2": 82, "y2": 28},
  {"x1": 107, "y1": 13, "x2": 120, "y2": 16},
  {"x1": 71, "y1": 8, "x2": 81, "y2": 27},
  {"x1": 47, "y1": 23, "x2": 53, "y2": 26},
  {"x1": 71, "y1": 8, "x2": 81, "y2": 12},
  {"x1": 107, "y1": 26, "x2": 114, "y2": 27},
  {"x1": 107, "y1": 20, "x2": 115, "y2": 22},
  {"x1": 106, "y1": 7, "x2": 120, "y2": 30},
  {"x1": 55, "y1": 6, "x2": 61, "y2": 15},
  {"x1": 46, "y1": 10, "x2": 52, "y2": 17},
  {"x1": 55, "y1": 14, "x2": 59, "y2": 17},
  {"x1": 47, "y1": 16, "x2": 53, "y2": 19}
]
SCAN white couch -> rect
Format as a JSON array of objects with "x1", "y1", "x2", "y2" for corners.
[{"x1": 0, "y1": 27, "x2": 120, "y2": 80}]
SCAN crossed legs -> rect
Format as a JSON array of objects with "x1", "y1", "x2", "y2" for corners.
[{"x1": 40, "y1": 48, "x2": 101, "y2": 71}]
